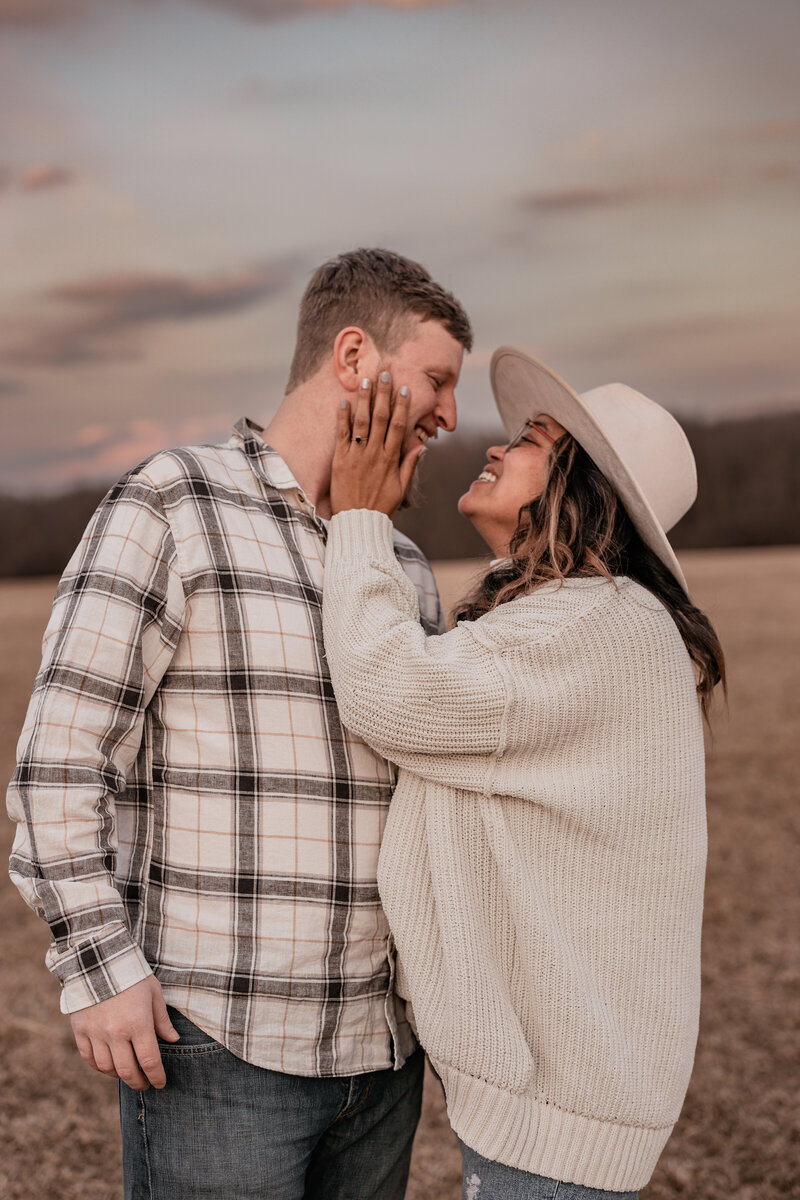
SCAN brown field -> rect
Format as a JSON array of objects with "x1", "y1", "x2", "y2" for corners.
[{"x1": 1, "y1": 549, "x2": 798, "y2": 1199}]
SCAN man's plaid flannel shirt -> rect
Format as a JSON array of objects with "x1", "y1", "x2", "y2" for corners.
[{"x1": 7, "y1": 418, "x2": 444, "y2": 1076}]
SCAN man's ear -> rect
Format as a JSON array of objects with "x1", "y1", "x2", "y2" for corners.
[{"x1": 333, "y1": 327, "x2": 371, "y2": 392}]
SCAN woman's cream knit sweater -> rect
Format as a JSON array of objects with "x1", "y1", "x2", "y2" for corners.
[{"x1": 322, "y1": 511, "x2": 706, "y2": 1192}]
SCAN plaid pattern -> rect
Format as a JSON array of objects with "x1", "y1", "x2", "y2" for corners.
[{"x1": 7, "y1": 418, "x2": 444, "y2": 1076}]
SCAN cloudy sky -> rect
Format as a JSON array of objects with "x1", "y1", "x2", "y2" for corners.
[{"x1": 2, "y1": 0, "x2": 799, "y2": 492}]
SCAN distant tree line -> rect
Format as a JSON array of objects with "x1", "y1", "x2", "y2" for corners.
[{"x1": 0, "y1": 412, "x2": 797, "y2": 578}]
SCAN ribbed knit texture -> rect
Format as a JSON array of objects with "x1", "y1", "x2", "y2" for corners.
[{"x1": 322, "y1": 510, "x2": 707, "y2": 1192}]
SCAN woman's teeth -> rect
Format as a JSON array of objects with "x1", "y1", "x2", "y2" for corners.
[{"x1": 477, "y1": 470, "x2": 496, "y2": 483}]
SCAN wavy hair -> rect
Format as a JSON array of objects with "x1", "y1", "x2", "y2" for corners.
[{"x1": 454, "y1": 436, "x2": 726, "y2": 721}]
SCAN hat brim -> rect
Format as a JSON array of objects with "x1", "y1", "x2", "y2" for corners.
[{"x1": 490, "y1": 347, "x2": 689, "y2": 594}]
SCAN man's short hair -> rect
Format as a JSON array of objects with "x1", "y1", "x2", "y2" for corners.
[{"x1": 286, "y1": 247, "x2": 473, "y2": 391}]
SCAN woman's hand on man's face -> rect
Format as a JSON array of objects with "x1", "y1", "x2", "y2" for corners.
[{"x1": 330, "y1": 371, "x2": 426, "y2": 517}]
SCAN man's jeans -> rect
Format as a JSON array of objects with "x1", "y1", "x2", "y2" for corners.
[{"x1": 119, "y1": 1007, "x2": 424, "y2": 1199}]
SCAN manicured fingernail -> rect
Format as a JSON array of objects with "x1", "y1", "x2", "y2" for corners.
[
  {"x1": 380, "y1": 371, "x2": 391, "y2": 384},
  {"x1": 340, "y1": 398, "x2": 348, "y2": 408},
  {"x1": 399, "y1": 385, "x2": 410, "y2": 397},
  {"x1": 361, "y1": 377, "x2": 371, "y2": 389}
]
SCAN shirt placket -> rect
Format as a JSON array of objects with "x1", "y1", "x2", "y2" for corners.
[{"x1": 232, "y1": 422, "x2": 409, "y2": 1069}]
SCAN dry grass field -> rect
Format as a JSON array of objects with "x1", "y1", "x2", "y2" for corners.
[{"x1": 1, "y1": 549, "x2": 798, "y2": 1199}]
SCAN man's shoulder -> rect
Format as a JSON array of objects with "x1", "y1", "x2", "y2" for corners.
[
  {"x1": 124, "y1": 439, "x2": 240, "y2": 493},
  {"x1": 391, "y1": 528, "x2": 445, "y2": 634},
  {"x1": 391, "y1": 527, "x2": 434, "y2": 574}
]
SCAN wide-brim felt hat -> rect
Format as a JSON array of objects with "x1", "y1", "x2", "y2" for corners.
[{"x1": 490, "y1": 347, "x2": 697, "y2": 594}]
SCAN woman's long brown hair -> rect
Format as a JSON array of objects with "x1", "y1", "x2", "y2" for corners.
[{"x1": 454, "y1": 436, "x2": 726, "y2": 721}]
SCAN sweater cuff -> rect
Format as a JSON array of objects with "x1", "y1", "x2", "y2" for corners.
[{"x1": 327, "y1": 509, "x2": 397, "y2": 565}]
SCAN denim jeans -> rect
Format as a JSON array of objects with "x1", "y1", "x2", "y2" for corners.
[
  {"x1": 119, "y1": 1007, "x2": 424, "y2": 1199},
  {"x1": 459, "y1": 1140, "x2": 639, "y2": 1200}
]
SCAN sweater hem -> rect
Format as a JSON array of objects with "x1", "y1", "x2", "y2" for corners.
[{"x1": 437, "y1": 1061, "x2": 673, "y2": 1192}]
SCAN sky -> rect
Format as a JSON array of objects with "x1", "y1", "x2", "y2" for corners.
[{"x1": 1, "y1": 0, "x2": 799, "y2": 493}]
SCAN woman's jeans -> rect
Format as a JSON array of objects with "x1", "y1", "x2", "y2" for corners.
[
  {"x1": 118, "y1": 1007, "x2": 424, "y2": 1199},
  {"x1": 459, "y1": 1139, "x2": 639, "y2": 1200}
]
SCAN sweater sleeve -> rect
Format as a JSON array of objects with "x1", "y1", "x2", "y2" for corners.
[{"x1": 322, "y1": 510, "x2": 507, "y2": 783}]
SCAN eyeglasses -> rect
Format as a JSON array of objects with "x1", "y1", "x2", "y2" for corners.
[{"x1": 505, "y1": 418, "x2": 558, "y2": 451}]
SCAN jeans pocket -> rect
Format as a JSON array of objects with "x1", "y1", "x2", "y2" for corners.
[{"x1": 158, "y1": 1006, "x2": 224, "y2": 1052}]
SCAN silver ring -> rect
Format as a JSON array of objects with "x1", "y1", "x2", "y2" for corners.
[{"x1": 354, "y1": 436, "x2": 362, "y2": 444}]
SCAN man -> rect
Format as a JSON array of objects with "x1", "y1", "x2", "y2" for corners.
[{"x1": 7, "y1": 248, "x2": 472, "y2": 1199}]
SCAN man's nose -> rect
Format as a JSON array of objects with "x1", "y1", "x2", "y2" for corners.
[{"x1": 434, "y1": 389, "x2": 457, "y2": 433}]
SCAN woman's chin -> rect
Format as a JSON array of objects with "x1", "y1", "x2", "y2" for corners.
[
  {"x1": 457, "y1": 494, "x2": 486, "y2": 537},
  {"x1": 457, "y1": 495, "x2": 476, "y2": 524}
]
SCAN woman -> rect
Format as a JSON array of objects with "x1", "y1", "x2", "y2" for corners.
[{"x1": 321, "y1": 349, "x2": 725, "y2": 1199}]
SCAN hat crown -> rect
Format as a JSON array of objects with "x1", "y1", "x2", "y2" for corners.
[
  {"x1": 490, "y1": 346, "x2": 697, "y2": 591},
  {"x1": 579, "y1": 383, "x2": 697, "y2": 532}
]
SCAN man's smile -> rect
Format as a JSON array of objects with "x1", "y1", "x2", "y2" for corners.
[{"x1": 414, "y1": 424, "x2": 437, "y2": 446}]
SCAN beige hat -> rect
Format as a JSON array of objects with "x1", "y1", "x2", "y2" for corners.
[{"x1": 490, "y1": 347, "x2": 697, "y2": 594}]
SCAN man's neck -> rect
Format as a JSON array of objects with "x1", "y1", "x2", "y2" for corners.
[{"x1": 259, "y1": 373, "x2": 339, "y2": 519}]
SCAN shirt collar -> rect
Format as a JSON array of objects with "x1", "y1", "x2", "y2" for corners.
[{"x1": 230, "y1": 417, "x2": 302, "y2": 493}]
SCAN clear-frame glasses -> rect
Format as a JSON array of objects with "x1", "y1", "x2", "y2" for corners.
[{"x1": 505, "y1": 418, "x2": 558, "y2": 452}]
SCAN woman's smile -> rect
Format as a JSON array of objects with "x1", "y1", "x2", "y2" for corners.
[
  {"x1": 475, "y1": 466, "x2": 498, "y2": 484},
  {"x1": 458, "y1": 412, "x2": 567, "y2": 555}
]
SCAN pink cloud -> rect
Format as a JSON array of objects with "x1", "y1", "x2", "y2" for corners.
[
  {"x1": 733, "y1": 120, "x2": 800, "y2": 141},
  {"x1": 20, "y1": 164, "x2": 73, "y2": 190},
  {"x1": 0, "y1": 0, "x2": 458, "y2": 22},
  {"x1": 193, "y1": 0, "x2": 457, "y2": 19},
  {"x1": 52, "y1": 413, "x2": 236, "y2": 488},
  {"x1": 0, "y1": 0, "x2": 89, "y2": 24},
  {"x1": 74, "y1": 423, "x2": 111, "y2": 448}
]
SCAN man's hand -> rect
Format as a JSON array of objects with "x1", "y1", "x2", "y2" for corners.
[
  {"x1": 330, "y1": 372, "x2": 425, "y2": 517},
  {"x1": 70, "y1": 975, "x2": 179, "y2": 1091}
]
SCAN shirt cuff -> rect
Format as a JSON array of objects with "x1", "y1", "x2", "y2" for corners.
[
  {"x1": 327, "y1": 509, "x2": 397, "y2": 564},
  {"x1": 57, "y1": 938, "x2": 154, "y2": 1015}
]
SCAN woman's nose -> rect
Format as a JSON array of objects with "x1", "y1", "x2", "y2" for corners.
[{"x1": 487, "y1": 444, "x2": 504, "y2": 463}]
